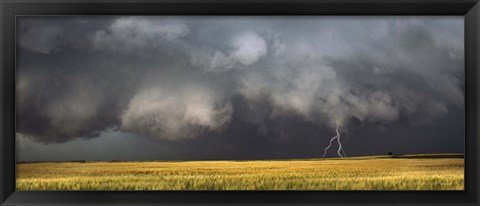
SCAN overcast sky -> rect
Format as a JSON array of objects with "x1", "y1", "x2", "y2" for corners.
[{"x1": 15, "y1": 16, "x2": 464, "y2": 162}]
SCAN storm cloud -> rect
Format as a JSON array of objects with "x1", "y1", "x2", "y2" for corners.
[{"x1": 16, "y1": 16, "x2": 464, "y2": 160}]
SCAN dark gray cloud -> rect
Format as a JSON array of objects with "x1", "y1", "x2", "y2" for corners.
[{"x1": 16, "y1": 16, "x2": 464, "y2": 160}]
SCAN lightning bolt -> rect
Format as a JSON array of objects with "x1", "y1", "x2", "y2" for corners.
[
  {"x1": 336, "y1": 128, "x2": 346, "y2": 157},
  {"x1": 322, "y1": 123, "x2": 347, "y2": 158}
]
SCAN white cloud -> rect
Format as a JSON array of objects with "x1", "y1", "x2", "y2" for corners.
[
  {"x1": 198, "y1": 31, "x2": 268, "y2": 72},
  {"x1": 230, "y1": 31, "x2": 268, "y2": 65},
  {"x1": 120, "y1": 85, "x2": 233, "y2": 140},
  {"x1": 93, "y1": 17, "x2": 190, "y2": 51}
]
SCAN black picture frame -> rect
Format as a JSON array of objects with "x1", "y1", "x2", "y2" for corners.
[{"x1": 1, "y1": 0, "x2": 479, "y2": 205}]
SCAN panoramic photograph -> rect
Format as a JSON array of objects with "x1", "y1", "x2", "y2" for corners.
[{"x1": 16, "y1": 16, "x2": 464, "y2": 190}]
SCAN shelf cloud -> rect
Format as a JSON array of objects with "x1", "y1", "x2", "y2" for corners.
[{"x1": 16, "y1": 16, "x2": 464, "y2": 154}]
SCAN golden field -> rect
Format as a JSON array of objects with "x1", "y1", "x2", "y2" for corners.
[{"x1": 16, "y1": 154, "x2": 464, "y2": 190}]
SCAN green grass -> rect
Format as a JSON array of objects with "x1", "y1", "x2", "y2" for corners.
[{"x1": 16, "y1": 154, "x2": 464, "y2": 190}]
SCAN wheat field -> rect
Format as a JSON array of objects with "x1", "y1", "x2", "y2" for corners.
[{"x1": 16, "y1": 154, "x2": 464, "y2": 190}]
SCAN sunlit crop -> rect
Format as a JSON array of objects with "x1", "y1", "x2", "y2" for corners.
[{"x1": 16, "y1": 154, "x2": 464, "y2": 190}]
